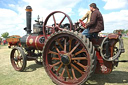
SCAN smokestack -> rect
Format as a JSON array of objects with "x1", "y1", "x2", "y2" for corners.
[{"x1": 25, "y1": 6, "x2": 32, "y2": 34}]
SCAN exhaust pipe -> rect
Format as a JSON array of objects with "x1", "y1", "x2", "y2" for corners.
[{"x1": 25, "y1": 6, "x2": 32, "y2": 34}]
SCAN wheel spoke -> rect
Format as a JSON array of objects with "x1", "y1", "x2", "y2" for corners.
[
  {"x1": 15, "y1": 50, "x2": 18, "y2": 57},
  {"x1": 60, "y1": 67, "x2": 65, "y2": 78},
  {"x1": 69, "y1": 37, "x2": 73, "y2": 51},
  {"x1": 56, "y1": 39, "x2": 64, "y2": 49},
  {"x1": 20, "y1": 60, "x2": 23, "y2": 66},
  {"x1": 69, "y1": 43, "x2": 80, "y2": 55},
  {"x1": 71, "y1": 63, "x2": 84, "y2": 74},
  {"x1": 17, "y1": 50, "x2": 20, "y2": 56},
  {"x1": 75, "y1": 48, "x2": 86, "y2": 56},
  {"x1": 72, "y1": 57, "x2": 87, "y2": 60},
  {"x1": 52, "y1": 57, "x2": 60, "y2": 60},
  {"x1": 53, "y1": 14, "x2": 56, "y2": 26},
  {"x1": 71, "y1": 67, "x2": 78, "y2": 80},
  {"x1": 57, "y1": 63, "x2": 63, "y2": 73},
  {"x1": 59, "y1": 15, "x2": 66, "y2": 27},
  {"x1": 110, "y1": 47, "x2": 114, "y2": 57},
  {"x1": 18, "y1": 61, "x2": 21, "y2": 67},
  {"x1": 50, "y1": 61, "x2": 61, "y2": 68},
  {"x1": 65, "y1": 66, "x2": 71, "y2": 79},
  {"x1": 64, "y1": 38, "x2": 66, "y2": 52},
  {"x1": 48, "y1": 50, "x2": 58, "y2": 55},
  {"x1": 74, "y1": 60, "x2": 87, "y2": 71},
  {"x1": 14, "y1": 52, "x2": 16, "y2": 58},
  {"x1": 54, "y1": 45, "x2": 60, "y2": 53},
  {"x1": 16, "y1": 62, "x2": 19, "y2": 67}
]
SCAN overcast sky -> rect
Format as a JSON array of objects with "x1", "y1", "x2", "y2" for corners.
[{"x1": 0, "y1": 0, "x2": 128, "y2": 36}]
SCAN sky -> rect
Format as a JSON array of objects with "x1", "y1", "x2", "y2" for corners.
[{"x1": 0, "y1": 0, "x2": 128, "y2": 36}]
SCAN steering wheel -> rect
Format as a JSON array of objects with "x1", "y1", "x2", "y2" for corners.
[{"x1": 79, "y1": 19, "x2": 86, "y2": 28}]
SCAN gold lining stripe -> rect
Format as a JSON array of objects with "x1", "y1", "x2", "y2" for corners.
[
  {"x1": 35, "y1": 36, "x2": 39, "y2": 50},
  {"x1": 26, "y1": 35, "x2": 29, "y2": 46},
  {"x1": 25, "y1": 9, "x2": 32, "y2": 12}
]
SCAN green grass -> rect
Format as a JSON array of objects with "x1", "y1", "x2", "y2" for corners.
[
  {"x1": 0, "y1": 46, "x2": 54, "y2": 85},
  {"x1": 0, "y1": 38, "x2": 128, "y2": 85}
]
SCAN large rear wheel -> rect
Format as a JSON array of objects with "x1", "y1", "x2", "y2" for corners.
[{"x1": 43, "y1": 31, "x2": 96, "y2": 85}]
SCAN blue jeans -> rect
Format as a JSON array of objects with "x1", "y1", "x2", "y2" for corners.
[
  {"x1": 82, "y1": 28, "x2": 98, "y2": 38},
  {"x1": 82, "y1": 28, "x2": 90, "y2": 38}
]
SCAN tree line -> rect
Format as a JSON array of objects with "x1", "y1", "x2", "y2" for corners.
[
  {"x1": 0, "y1": 32, "x2": 9, "y2": 38},
  {"x1": 113, "y1": 29, "x2": 128, "y2": 34}
]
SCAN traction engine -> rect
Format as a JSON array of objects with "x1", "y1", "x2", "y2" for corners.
[{"x1": 8, "y1": 6, "x2": 126, "y2": 85}]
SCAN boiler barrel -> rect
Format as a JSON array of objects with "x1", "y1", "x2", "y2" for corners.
[{"x1": 20, "y1": 34, "x2": 45, "y2": 50}]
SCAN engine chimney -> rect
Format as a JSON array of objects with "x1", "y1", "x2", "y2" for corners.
[{"x1": 25, "y1": 6, "x2": 32, "y2": 34}]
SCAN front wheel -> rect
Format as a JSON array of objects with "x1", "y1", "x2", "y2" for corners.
[
  {"x1": 10, "y1": 47, "x2": 27, "y2": 71},
  {"x1": 43, "y1": 31, "x2": 96, "y2": 85}
]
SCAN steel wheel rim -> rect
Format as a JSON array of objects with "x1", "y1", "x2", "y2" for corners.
[{"x1": 43, "y1": 33, "x2": 91, "y2": 84}]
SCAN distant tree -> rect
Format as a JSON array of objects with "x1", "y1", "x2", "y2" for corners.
[
  {"x1": 121, "y1": 29, "x2": 125, "y2": 34},
  {"x1": 126, "y1": 30, "x2": 128, "y2": 33},
  {"x1": 1, "y1": 32, "x2": 9, "y2": 38},
  {"x1": 113, "y1": 30, "x2": 116, "y2": 34},
  {"x1": 0, "y1": 37, "x2": 2, "y2": 41}
]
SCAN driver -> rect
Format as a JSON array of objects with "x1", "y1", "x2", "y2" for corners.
[{"x1": 80, "y1": 3, "x2": 104, "y2": 38}]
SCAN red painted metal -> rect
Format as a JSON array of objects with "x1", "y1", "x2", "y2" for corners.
[
  {"x1": 95, "y1": 51, "x2": 113, "y2": 74},
  {"x1": 90, "y1": 36, "x2": 119, "y2": 74},
  {"x1": 26, "y1": 35, "x2": 46, "y2": 50}
]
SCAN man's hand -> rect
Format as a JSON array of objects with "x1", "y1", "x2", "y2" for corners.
[
  {"x1": 79, "y1": 19, "x2": 87, "y2": 29},
  {"x1": 84, "y1": 25, "x2": 87, "y2": 29}
]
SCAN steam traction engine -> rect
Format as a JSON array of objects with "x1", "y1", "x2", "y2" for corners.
[{"x1": 9, "y1": 6, "x2": 126, "y2": 85}]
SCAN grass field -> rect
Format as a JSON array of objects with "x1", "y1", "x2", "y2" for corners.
[{"x1": 0, "y1": 38, "x2": 128, "y2": 85}]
